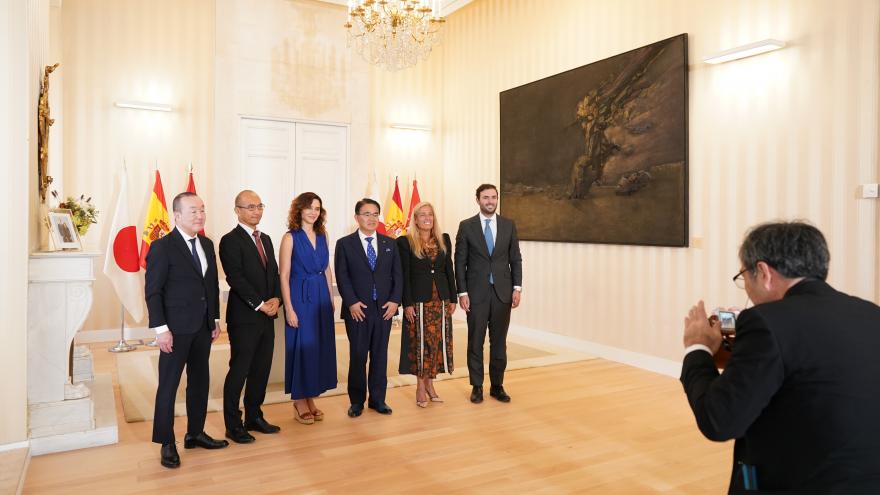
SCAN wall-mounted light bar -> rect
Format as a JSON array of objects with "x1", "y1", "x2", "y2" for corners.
[
  {"x1": 389, "y1": 123, "x2": 433, "y2": 131},
  {"x1": 704, "y1": 39, "x2": 786, "y2": 64},
  {"x1": 114, "y1": 101, "x2": 173, "y2": 112}
]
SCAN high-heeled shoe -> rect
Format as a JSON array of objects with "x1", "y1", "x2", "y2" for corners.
[
  {"x1": 311, "y1": 408, "x2": 324, "y2": 421},
  {"x1": 416, "y1": 389, "x2": 428, "y2": 408},
  {"x1": 293, "y1": 403, "x2": 315, "y2": 425},
  {"x1": 426, "y1": 390, "x2": 443, "y2": 403}
]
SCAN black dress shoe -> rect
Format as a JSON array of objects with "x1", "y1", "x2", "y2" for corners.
[
  {"x1": 368, "y1": 402, "x2": 393, "y2": 415},
  {"x1": 470, "y1": 386, "x2": 484, "y2": 404},
  {"x1": 244, "y1": 417, "x2": 281, "y2": 434},
  {"x1": 160, "y1": 443, "x2": 180, "y2": 469},
  {"x1": 490, "y1": 386, "x2": 511, "y2": 403},
  {"x1": 183, "y1": 431, "x2": 229, "y2": 449},
  {"x1": 225, "y1": 426, "x2": 255, "y2": 444},
  {"x1": 348, "y1": 404, "x2": 364, "y2": 418}
]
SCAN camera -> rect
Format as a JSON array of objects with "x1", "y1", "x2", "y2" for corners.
[{"x1": 717, "y1": 310, "x2": 736, "y2": 331}]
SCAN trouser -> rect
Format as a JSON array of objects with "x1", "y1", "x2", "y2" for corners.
[
  {"x1": 152, "y1": 320, "x2": 212, "y2": 444},
  {"x1": 467, "y1": 287, "x2": 512, "y2": 387},
  {"x1": 222, "y1": 320, "x2": 275, "y2": 429},
  {"x1": 345, "y1": 302, "x2": 392, "y2": 406}
]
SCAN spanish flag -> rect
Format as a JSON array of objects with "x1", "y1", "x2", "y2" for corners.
[
  {"x1": 384, "y1": 176, "x2": 406, "y2": 238},
  {"x1": 138, "y1": 170, "x2": 171, "y2": 269}
]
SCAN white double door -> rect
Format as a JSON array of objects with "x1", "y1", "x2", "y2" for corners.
[{"x1": 239, "y1": 117, "x2": 349, "y2": 265}]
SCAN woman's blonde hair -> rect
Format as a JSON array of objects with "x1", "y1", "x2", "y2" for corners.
[{"x1": 406, "y1": 201, "x2": 446, "y2": 258}]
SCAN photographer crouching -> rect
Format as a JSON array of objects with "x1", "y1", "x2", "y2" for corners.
[{"x1": 681, "y1": 221, "x2": 880, "y2": 494}]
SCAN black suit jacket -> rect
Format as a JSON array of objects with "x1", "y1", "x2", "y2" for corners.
[
  {"x1": 681, "y1": 279, "x2": 880, "y2": 494},
  {"x1": 145, "y1": 228, "x2": 220, "y2": 334},
  {"x1": 219, "y1": 225, "x2": 281, "y2": 326},
  {"x1": 397, "y1": 233, "x2": 456, "y2": 306},
  {"x1": 454, "y1": 214, "x2": 523, "y2": 304},
  {"x1": 334, "y1": 231, "x2": 402, "y2": 320}
]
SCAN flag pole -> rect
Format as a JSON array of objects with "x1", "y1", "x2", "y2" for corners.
[{"x1": 108, "y1": 305, "x2": 137, "y2": 352}]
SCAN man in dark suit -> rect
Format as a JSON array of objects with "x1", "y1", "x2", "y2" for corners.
[
  {"x1": 219, "y1": 190, "x2": 282, "y2": 444},
  {"x1": 334, "y1": 198, "x2": 402, "y2": 418},
  {"x1": 145, "y1": 192, "x2": 228, "y2": 469},
  {"x1": 455, "y1": 184, "x2": 523, "y2": 404},
  {"x1": 681, "y1": 221, "x2": 880, "y2": 494}
]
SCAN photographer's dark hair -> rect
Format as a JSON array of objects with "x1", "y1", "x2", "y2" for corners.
[
  {"x1": 355, "y1": 198, "x2": 381, "y2": 215},
  {"x1": 172, "y1": 192, "x2": 198, "y2": 213},
  {"x1": 738, "y1": 221, "x2": 830, "y2": 281},
  {"x1": 475, "y1": 184, "x2": 497, "y2": 198}
]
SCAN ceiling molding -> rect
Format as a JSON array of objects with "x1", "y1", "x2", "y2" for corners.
[{"x1": 318, "y1": 0, "x2": 472, "y2": 17}]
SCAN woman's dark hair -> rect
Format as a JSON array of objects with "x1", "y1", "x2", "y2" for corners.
[{"x1": 287, "y1": 192, "x2": 327, "y2": 235}]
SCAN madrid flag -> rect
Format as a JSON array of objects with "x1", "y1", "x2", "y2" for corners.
[
  {"x1": 384, "y1": 177, "x2": 406, "y2": 238},
  {"x1": 139, "y1": 170, "x2": 171, "y2": 269},
  {"x1": 403, "y1": 178, "x2": 421, "y2": 234},
  {"x1": 185, "y1": 167, "x2": 205, "y2": 236},
  {"x1": 103, "y1": 167, "x2": 145, "y2": 322}
]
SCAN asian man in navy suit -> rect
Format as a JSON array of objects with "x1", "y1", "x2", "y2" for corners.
[{"x1": 334, "y1": 198, "x2": 402, "y2": 418}]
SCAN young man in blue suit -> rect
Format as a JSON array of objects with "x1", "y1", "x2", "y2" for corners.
[{"x1": 334, "y1": 198, "x2": 402, "y2": 417}]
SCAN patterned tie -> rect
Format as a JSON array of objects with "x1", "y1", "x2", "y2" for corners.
[
  {"x1": 253, "y1": 230, "x2": 267, "y2": 268},
  {"x1": 366, "y1": 237, "x2": 378, "y2": 300},
  {"x1": 484, "y1": 219, "x2": 494, "y2": 284},
  {"x1": 189, "y1": 238, "x2": 203, "y2": 276}
]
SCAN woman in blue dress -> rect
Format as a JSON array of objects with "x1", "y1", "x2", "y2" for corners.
[{"x1": 278, "y1": 192, "x2": 337, "y2": 424}]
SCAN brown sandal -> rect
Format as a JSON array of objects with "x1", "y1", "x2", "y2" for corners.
[
  {"x1": 294, "y1": 404, "x2": 315, "y2": 425},
  {"x1": 311, "y1": 408, "x2": 324, "y2": 421}
]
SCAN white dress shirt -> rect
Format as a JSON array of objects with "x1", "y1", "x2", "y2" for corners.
[
  {"x1": 153, "y1": 229, "x2": 220, "y2": 335},
  {"x1": 358, "y1": 229, "x2": 379, "y2": 258}
]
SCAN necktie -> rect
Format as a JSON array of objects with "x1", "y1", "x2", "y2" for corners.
[
  {"x1": 253, "y1": 230, "x2": 267, "y2": 268},
  {"x1": 484, "y1": 219, "x2": 494, "y2": 284},
  {"x1": 189, "y1": 238, "x2": 203, "y2": 276},
  {"x1": 366, "y1": 237, "x2": 378, "y2": 300}
]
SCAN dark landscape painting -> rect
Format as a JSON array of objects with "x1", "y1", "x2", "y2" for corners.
[{"x1": 500, "y1": 34, "x2": 688, "y2": 246}]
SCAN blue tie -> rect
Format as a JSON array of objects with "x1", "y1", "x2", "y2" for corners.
[
  {"x1": 366, "y1": 237, "x2": 377, "y2": 300},
  {"x1": 484, "y1": 219, "x2": 494, "y2": 284},
  {"x1": 189, "y1": 238, "x2": 203, "y2": 276}
]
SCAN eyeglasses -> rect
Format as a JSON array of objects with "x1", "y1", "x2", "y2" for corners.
[
  {"x1": 358, "y1": 212, "x2": 380, "y2": 218},
  {"x1": 236, "y1": 204, "x2": 265, "y2": 211},
  {"x1": 732, "y1": 268, "x2": 749, "y2": 289}
]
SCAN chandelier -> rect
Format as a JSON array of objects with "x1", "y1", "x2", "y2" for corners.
[{"x1": 345, "y1": 0, "x2": 446, "y2": 71}]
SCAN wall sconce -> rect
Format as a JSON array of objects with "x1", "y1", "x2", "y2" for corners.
[
  {"x1": 114, "y1": 100, "x2": 173, "y2": 112},
  {"x1": 389, "y1": 123, "x2": 432, "y2": 131},
  {"x1": 704, "y1": 39, "x2": 786, "y2": 64}
]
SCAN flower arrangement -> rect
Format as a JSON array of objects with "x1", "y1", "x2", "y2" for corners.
[{"x1": 52, "y1": 191, "x2": 99, "y2": 236}]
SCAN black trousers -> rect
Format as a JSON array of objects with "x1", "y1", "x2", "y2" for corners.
[
  {"x1": 222, "y1": 320, "x2": 275, "y2": 429},
  {"x1": 467, "y1": 286, "x2": 512, "y2": 387},
  {"x1": 345, "y1": 302, "x2": 392, "y2": 407},
  {"x1": 152, "y1": 321, "x2": 212, "y2": 444}
]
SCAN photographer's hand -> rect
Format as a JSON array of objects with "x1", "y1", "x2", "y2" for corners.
[{"x1": 683, "y1": 300, "x2": 722, "y2": 354}]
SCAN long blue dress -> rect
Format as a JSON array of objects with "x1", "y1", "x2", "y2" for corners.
[{"x1": 284, "y1": 229, "x2": 337, "y2": 400}]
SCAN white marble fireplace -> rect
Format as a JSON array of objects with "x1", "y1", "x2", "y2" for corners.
[{"x1": 27, "y1": 252, "x2": 117, "y2": 455}]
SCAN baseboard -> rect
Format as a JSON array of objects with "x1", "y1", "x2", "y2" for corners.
[
  {"x1": 507, "y1": 324, "x2": 682, "y2": 378},
  {"x1": 0, "y1": 440, "x2": 29, "y2": 453},
  {"x1": 75, "y1": 327, "x2": 154, "y2": 344}
]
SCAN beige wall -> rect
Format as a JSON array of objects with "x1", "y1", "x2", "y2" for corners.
[
  {"x1": 214, "y1": 0, "x2": 372, "y2": 238},
  {"x1": 61, "y1": 0, "x2": 214, "y2": 331},
  {"x1": 372, "y1": 0, "x2": 880, "y2": 361}
]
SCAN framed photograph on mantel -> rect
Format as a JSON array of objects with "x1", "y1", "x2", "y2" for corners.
[{"x1": 48, "y1": 208, "x2": 82, "y2": 251}]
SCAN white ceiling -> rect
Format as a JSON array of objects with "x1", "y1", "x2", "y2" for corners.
[{"x1": 319, "y1": 0, "x2": 473, "y2": 17}]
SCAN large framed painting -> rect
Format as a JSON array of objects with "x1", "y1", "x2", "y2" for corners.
[{"x1": 500, "y1": 34, "x2": 688, "y2": 246}]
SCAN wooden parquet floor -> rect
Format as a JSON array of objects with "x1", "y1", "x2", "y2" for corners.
[{"x1": 24, "y1": 348, "x2": 730, "y2": 494}]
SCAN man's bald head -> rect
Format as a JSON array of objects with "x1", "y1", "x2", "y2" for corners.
[{"x1": 234, "y1": 190, "x2": 264, "y2": 229}]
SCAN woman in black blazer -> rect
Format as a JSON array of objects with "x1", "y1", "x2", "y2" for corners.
[{"x1": 397, "y1": 201, "x2": 456, "y2": 407}]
